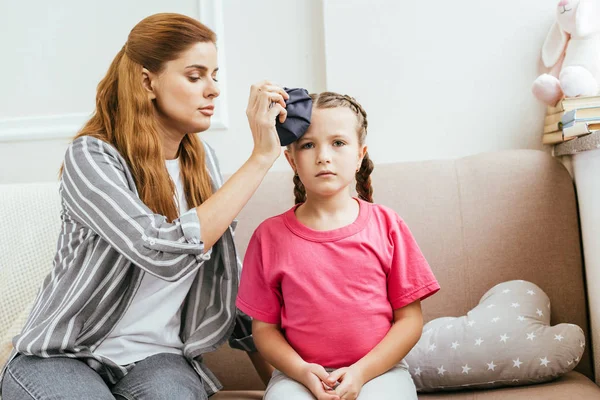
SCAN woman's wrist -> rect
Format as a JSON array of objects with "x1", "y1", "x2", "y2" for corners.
[{"x1": 248, "y1": 151, "x2": 278, "y2": 171}]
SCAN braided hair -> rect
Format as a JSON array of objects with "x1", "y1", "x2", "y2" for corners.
[{"x1": 290, "y1": 92, "x2": 373, "y2": 204}]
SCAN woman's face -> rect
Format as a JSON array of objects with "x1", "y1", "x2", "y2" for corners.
[{"x1": 148, "y1": 41, "x2": 220, "y2": 136}]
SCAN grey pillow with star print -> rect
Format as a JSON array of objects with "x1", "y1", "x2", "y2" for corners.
[{"x1": 404, "y1": 280, "x2": 585, "y2": 392}]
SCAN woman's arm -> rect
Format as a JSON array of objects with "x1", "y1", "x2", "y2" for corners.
[
  {"x1": 196, "y1": 81, "x2": 288, "y2": 251},
  {"x1": 61, "y1": 82, "x2": 287, "y2": 281}
]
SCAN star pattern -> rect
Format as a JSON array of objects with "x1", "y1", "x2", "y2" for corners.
[
  {"x1": 513, "y1": 358, "x2": 523, "y2": 368},
  {"x1": 408, "y1": 283, "x2": 586, "y2": 391},
  {"x1": 536, "y1": 309, "x2": 544, "y2": 317}
]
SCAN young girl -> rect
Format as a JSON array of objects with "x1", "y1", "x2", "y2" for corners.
[
  {"x1": 236, "y1": 92, "x2": 440, "y2": 400},
  {"x1": 1, "y1": 13, "x2": 284, "y2": 400}
]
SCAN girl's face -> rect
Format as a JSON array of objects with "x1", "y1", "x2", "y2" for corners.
[
  {"x1": 145, "y1": 41, "x2": 220, "y2": 136},
  {"x1": 285, "y1": 107, "x2": 367, "y2": 199}
]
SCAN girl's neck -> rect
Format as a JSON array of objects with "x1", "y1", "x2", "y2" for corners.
[{"x1": 295, "y1": 191, "x2": 359, "y2": 231}]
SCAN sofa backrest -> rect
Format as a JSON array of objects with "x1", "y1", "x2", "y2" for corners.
[
  {"x1": 1, "y1": 149, "x2": 592, "y2": 390},
  {"x1": 0, "y1": 182, "x2": 61, "y2": 366}
]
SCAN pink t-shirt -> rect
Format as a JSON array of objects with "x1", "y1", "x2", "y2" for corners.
[{"x1": 236, "y1": 199, "x2": 440, "y2": 368}]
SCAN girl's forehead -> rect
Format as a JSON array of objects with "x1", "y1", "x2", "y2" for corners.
[{"x1": 306, "y1": 107, "x2": 358, "y2": 135}]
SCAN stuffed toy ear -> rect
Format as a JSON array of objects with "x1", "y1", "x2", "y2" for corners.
[
  {"x1": 576, "y1": 0, "x2": 600, "y2": 37},
  {"x1": 542, "y1": 21, "x2": 568, "y2": 68}
]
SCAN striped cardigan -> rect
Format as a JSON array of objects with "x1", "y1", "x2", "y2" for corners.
[{"x1": 1, "y1": 135, "x2": 255, "y2": 396}]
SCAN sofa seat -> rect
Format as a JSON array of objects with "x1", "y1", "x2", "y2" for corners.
[{"x1": 211, "y1": 372, "x2": 600, "y2": 399}]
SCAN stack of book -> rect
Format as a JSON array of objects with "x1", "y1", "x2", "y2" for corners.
[{"x1": 542, "y1": 96, "x2": 600, "y2": 145}]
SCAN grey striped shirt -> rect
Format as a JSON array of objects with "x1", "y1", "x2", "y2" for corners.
[{"x1": 1, "y1": 135, "x2": 255, "y2": 396}]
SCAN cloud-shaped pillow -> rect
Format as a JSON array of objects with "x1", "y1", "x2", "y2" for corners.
[{"x1": 405, "y1": 280, "x2": 585, "y2": 392}]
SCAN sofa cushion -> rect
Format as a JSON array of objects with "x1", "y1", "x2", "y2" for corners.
[
  {"x1": 200, "y1": 371, "x2": 600, "y2": 399},
  {"x1": 418, "y1": 371, "x2": 600, "y2": 399},
  {"x1": 405, "y1": 281, "x2": 585, "y2": 392}
]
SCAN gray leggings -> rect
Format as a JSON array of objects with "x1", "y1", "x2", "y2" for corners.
[
  {"x1": 264, "y1": 362, "x2": 418, "y2": 400},
  {"x1": 1, "y1": 353, "x2": 207, "y2": 400}
]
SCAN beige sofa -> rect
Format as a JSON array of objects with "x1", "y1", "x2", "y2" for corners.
[{"x1": 2, "y1": 149, "x2": 600, "y2": 399}]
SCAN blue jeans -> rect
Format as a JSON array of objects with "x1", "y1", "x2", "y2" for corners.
[{"x1": 1, "y1": 353, "x2": 208, "y2": 400}]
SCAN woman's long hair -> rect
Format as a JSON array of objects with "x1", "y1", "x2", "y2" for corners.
[
  {"x1": 291, "y1": 92, "x2": 374, "y2": 204},
  {"x1": 62, "y1": 13, "x2": 215, "y2": 222}
]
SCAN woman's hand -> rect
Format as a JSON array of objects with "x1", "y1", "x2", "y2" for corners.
[
  {"x1": 325, "y1": 366, "x2": 366, "y2": 400},
  {"x1": 246, "y1": 80, "x2": 289, "y2": 165},
  {"x1": 298, "y1": 362, "x2": 340, "y2": 400}
]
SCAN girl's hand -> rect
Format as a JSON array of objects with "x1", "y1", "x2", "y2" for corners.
[
  {"x1": 298, "y1": 363, "x2": 340, "y2": 400},
  {"x1": 325, "y1": 366, "x2": 366, "y2": 400},
  {"x1": 246, "y1": 80, "x2": 289, "y2": 165}
]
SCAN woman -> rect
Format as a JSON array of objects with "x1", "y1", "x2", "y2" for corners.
[{"x1": 1, "y1": 12, "x2": 285, "y2": 400}]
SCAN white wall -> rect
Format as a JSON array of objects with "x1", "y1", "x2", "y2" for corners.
[
  {"x1": 0, "y1": 0, "x2": 326, "y2": 183},
  {"x1": 323, "y1": 0, "x2": 553, "y2": 163},
  {"x1": 0, "y1": 0, "x2": 554, "y2": 184}
]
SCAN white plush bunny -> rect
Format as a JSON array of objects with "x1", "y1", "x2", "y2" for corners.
[{"x1": 531, "y1": 0, "x2": 600, "y2": 106}]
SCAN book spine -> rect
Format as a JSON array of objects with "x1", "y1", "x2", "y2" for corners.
[
  {"x1": 542, "y1": 132, "x2": 565, "y2": 145},
  {"x1": 543, "y1": 122, "x2": 561, "y2": 134},
  {"x1": 544, "y1": 112, "x2": 564, "y2": 126},
  {"x1": 563, "y1": 121, "x2": 592, "y2": 138},
  {"x1": 547, "y1": 103, "x2": 565, "y2": 114}
]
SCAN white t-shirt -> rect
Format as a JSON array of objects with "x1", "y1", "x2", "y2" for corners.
[{"x1": 94, "y1": 158, "x2": 198, "y2": 365}]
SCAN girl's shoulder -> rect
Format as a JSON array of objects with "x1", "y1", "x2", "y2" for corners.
[
  {"x1": 367, "y1": 201, "x2": 404, "y2": 224},
  {"x1": 252, "y1": 207, "x2": 294, "y2": 238}
]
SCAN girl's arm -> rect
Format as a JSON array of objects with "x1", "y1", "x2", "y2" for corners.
[
  {"x1": 247, "y1": 351, "x2": 275, "y2": 386},
  {"x1": 253, "y1": 320, "x2": 340, "y2": 400},
  {"x1": 326, "y1": 300, "x2": 423, "y2": 398},
  {"x1": 354, "y1": 300, "x2": 423, "y2": 381}
]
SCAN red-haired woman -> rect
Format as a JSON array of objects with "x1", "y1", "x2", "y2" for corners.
[{"x1": 1, "y1": 13, "x2": 285, "y2": 400}]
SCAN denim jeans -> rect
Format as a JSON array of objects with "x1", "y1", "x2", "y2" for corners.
[{"x1": 1, "y1": 353, "x2": 207, "y2": 400}]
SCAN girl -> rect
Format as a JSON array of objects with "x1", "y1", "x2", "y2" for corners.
[
  {"x1": 236, "y1": 92, "x2": 440, "y2": 400},
  {"x1": 1, "y1": 13, "x2": 286, "y2": 400}
]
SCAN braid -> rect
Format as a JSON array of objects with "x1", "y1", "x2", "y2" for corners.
[
  {"x1": 293, "y1": 173, "x2": 306, "y2": 204},
  {"x1": 340, "y1": 94, "x2": 368, "y2": 134},
  {"x1": 355, "y1": 152, "x2": 374, "y2": 203}
]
